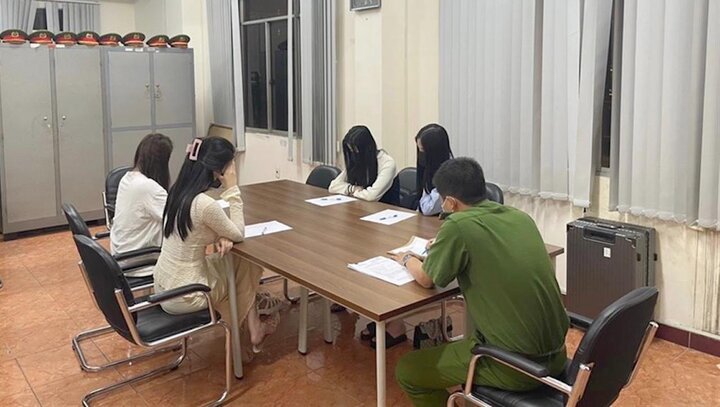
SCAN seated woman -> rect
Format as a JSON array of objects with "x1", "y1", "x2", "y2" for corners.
[
  {"x1": 415, "y1": 124, "x2": 453, "y2": 216},
  {"x1": 111, "y1": 133, "x2": 173, "y2": 276},
  {"x1": 329, "y1": 125, "x2": 398, "y2": 203},
  {"x1": 154, "y1": 136, "x2": 277, "y2": 355}
]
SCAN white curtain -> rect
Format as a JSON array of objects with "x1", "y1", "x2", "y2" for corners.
[
  {"x1": 207, "y1": 0, "x2": 240, "y2": 147},
  {"x1": 62, "y1": 3, "x2": 99, "y2": 32},
  {"x1": 698, "y1": 0, "x2": 720, "y2": 229},
  {"x1": 439, "y1": 0, "x2": 611, "y2": 205},
  {"x1": 300, "y1": 0, "x2": 336, "y2": 165},
  {"x1": 612, "y1": 0, "x2": 709, "y2": 223},
  {"x1": 0, "y1": 0, "x2": 35, "y2": 32}
]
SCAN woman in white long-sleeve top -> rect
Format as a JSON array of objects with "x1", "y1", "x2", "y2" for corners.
[
  {"x1": 153, "y1": 136, "x2": 278, "y2": 355},
  {"x1": 415, "y1": 124, "x2": 454, "y2": 216},
  {"x1": 329, "y1": 125, "x2": 399, "y2": 204}
]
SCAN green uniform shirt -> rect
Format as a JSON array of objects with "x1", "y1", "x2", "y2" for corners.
[{"x1": 424, "y1": 200, "x2": 569, "y2": 389}]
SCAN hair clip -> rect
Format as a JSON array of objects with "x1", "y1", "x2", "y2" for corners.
[{"x1": 186, "y1": 138, "x2": 202, "y2": 161}]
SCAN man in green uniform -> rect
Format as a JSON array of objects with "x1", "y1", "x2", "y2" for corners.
[{"x1": 394, "y1": 157, "x2": 569, "y2": 407}]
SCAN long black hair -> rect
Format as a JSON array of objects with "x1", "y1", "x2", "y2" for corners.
[
  {"x1": 134, "y1": 133, "x2": 173, "y2": 190},
  {"x1": 416, "y1": 124, "x2": 453, "y2": 194},
  {"x1": 163, "y1": 136, "x2": 236, "y2": 240},
  {"x1": 342, "y1": 125, "x2": 379, "y2": 188}
]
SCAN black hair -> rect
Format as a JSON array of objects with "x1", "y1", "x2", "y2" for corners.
[
  {"x1": 432, "y1": 157, "x2": 487, "y2": 205},
  {"x1": 163, "y1": 136, "x2": 236, "y2": 240},
  {"x1": 415, "y1": 124, "x2": 453, "y2": 194},
  {"x1": 342, "y1": 125, "x2": 379, "y2": 188},
  {"x1": 134, "y1": 133, "x2": 173, "y2": 190}
]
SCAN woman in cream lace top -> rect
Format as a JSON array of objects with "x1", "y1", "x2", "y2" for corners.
[{"x1": 154, "y1": 136, "x2": 275, "y2": 351}]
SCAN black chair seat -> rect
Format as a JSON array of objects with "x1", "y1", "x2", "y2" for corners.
[
  {"x1": 136, "y1": 306, "x2": 218, "y2": 343},
  {"x1": 472, "y1": 385, "x2": 565, "y2": 407},
  {"x1": 127, "y1": 275, "x2": 154, "y2": 289}
]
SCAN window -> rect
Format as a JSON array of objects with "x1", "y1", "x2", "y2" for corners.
[
  {"x1": 240, "y1": 0, "x2": 300, "y2": 135},
  {"x1": 32, "y1": 4, "x2": 63, "y2": 31},
  {"x1": 598, "y1": 1, "x2": 622, "y2": 171}
]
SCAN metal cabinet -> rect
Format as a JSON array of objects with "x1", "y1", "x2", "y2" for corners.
[
  {"x1": 0, "y1": 45, "x2": 104, "y2": 234},
  {"x1": 104, "y1": 48, "x2": 196, "y2": 183}
]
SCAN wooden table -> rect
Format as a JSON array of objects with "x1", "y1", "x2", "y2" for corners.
[{"x1": 230, "y1": 180, "x2": 564, "y2": 406}]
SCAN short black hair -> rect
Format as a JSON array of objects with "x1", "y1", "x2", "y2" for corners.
[{"x1": 432, "y1": 157, "x2": 487, "y2": 205}]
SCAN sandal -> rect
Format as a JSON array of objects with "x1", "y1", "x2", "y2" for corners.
[
  {"x1": 252, "y1": 312, "x2": 279, "y2": 353},
  {"x1": 256, "y1": 292, "x2": 285, "y2": 316},
  {"x1": 370, "y1": 332, "x2": 407, "y2": 349}
]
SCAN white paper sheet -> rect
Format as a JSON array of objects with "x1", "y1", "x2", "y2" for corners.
[
  {"x1": 388, "y1": 236, "x2": 430, "y2": 258},
  {"x1": 348, "y1": 256, "x2": 415, "y2": 286},
  {"x1": 305, "y1": 195, "x2": 358, "y2": 207},
  {"x1": 360, "y1": 209, "x2": 417, "y2": 225},
  {"x1": 245, "y1": 221, "x2": 292, "y2": 238}
]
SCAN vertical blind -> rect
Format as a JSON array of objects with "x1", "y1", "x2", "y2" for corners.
[
  {"x1": 612, "y1": 0, "x2": 717, "y2": 226},
  {"x1": 300, "y1": 0, "x2": 337, "y2": 165},
  {"x1": 207, "y1": 0, "x2": 239, "y2": 147},
  {"x1": 439, "y1": 0, "x2": 611, "y2": 207}
]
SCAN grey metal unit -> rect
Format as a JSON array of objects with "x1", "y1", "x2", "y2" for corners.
[
  {"x1": 103, "y1": 47, "x2": 196, "y2": 179},
  {"x1": 0, "y1": 45, "x2": 105, "y2": 234},
  {"x1": 566, "y1": 217, "x2": 657, "y2": 320}
]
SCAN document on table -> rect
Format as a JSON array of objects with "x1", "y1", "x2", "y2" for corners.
[
  {"x1": 360, "y1": 209, "x2": 417, "y2": 225},
  {"x1": 305, "y1": 195, "x2": 357, "y2": 207},
  {"x1": 245, "y1": 221, "x2": 292, "y2": 238},
  {"x1": 348, "y1": 256, "x2": 415, "y2": 286},
  {"x1": 388, "y1": 236, "x2": 430, "y2": 259}
]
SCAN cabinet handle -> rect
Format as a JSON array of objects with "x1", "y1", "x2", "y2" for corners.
[{"x1": 62, "y1": 115, "x2": 67, "y2": 120}]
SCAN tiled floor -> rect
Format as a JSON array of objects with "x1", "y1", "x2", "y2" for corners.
[{"x1": 1, "y1": 227, "x2": 719, "y2": 406}]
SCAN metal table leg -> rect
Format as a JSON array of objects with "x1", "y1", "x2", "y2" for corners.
[
  {"x1": 226, "y1": 267, "x2": 243, "y2": 379},
  {"x1": 375, "y1": 320, "x2": 386, "y2": 407},
  {"x1": 323, "y1": 298, "x2": 333, "y2": 343},
  {"x1": 298, "y1": 286, "x2": 309, "y2": 354}
]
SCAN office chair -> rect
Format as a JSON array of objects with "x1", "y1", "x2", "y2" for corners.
[
  {"x1": 72, "y1": 235, "x2": 232, "y2": 407},
  {"x1": 62, "y1": 203, "x2": 160, "y2": 288},
  {"x1": 448, "y1": 287, "x2": 659, "y2": 407},
  {"x1": 397, "y1": 167, "x2": 420, "y2": 210},
  {"x1": 485, "y1": 182, "x2": 504, "y2": 204},
  {"x1": 103, "y1": 166, "x2": 133, "y2": 230},
  {"x1": 306, "y1": 165, "x2": 342, "y2": 189}
]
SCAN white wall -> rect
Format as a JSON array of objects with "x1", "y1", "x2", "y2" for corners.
[{"x1": 99, "y1": 1, "x2": 136, "y2": 34}]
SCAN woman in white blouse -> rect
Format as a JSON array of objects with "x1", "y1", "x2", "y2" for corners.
[
  {"x1": 415, "y1": 124, "x2": 454, "y2": 216},
  {"x1": 110, "y1": 133, "x2": 173, "y2": 276},
  {"x1": 329, "y1": 125, "x2": 399, "y2": 204}
]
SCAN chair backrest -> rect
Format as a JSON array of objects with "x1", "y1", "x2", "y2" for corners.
[
  {"x1": 73, "y1": 235, "x2": 137, "y2": 343},
  {"x1": 485, "y1": 182, "x2": 504, "y2": 204},
  {"x1": 62, "y1": 203, "x2": 92, "y2": 238},
  {"x1": 379, "y1": 176, "x2": 401, "y2": 206},
  {"x1": 397, "y1": 167, "x2": 419, "y2": 210},
  {"x1": 568, "y1": 287, "x2": 658, "y2": 407},
  {"x1": 105, "y1": 166, "x2": 132, "y2": 211},
  {"x1": 306, "y1": 165, "x2": 341, "y2": 189}
]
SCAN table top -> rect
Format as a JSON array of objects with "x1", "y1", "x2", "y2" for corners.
[{"x1": 232, "y1": 180, "x2": 564, "y2": 321}]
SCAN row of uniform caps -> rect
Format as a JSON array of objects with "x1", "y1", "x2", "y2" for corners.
[{"x1": 0, "y1": 30, "x2": 190, "y2": 48}]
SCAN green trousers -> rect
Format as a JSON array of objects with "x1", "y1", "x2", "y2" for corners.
[{"x1": 395, "y1": 339, "x2": 566, "y2": 407}]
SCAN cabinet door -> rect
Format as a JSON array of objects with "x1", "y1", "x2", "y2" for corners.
[
  {"x1": 55, "y1": 48, "x2": 105, "y2": 215},
  {"x1": 107, "y1": 50, "x2": 152, "y2": 128},
  {"x1": 153, "y1": 51, "x2": 195, "y2": 126},
  {"x1": 111, "y1": 129, "x2": 149, "y2": 170},
  {"x1": 161, "y1": 127, "x2": 194, "y2": 183},
  {"x1": 0, "y1": 47, "x2": 57, "y2": 224}
]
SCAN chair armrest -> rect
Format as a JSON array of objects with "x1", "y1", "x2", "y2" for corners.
[
  {"x1": 567, "y1": 311, "x2": 593, "y2": 330},
  {"x1": 471, "y1": 344, "x2": 550, "y2": 378},
  {"x1": 147, "y1": 284, "x2": 211, "y2": 304},
  {"x1": 113, "y1": 246, "x2": 162, "y2": 261},
  {"x1": 94, "y1": 231, "x2": 111, "y2": 240}
]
